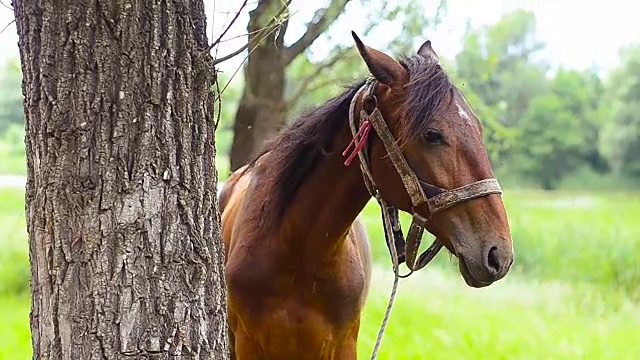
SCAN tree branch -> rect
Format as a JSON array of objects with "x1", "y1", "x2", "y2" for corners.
[
  {"x1": 212, "y1": 0, "x2": 292, "y2": 66},
  {"x1": 283, "y1": 0, "x2": 351, "y2": 66},
  {"x1": 209, "y1": 0, "x2": 248, "y2": 51}
]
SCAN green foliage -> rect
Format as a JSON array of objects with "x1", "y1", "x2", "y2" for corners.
[
  {"x1": 286, "y1": 47, "x2": 367, "y2": 120},
  {"x1": 599, "y1": 45, "x2": 640, "y2": 176},
  {"x1": 514, "y1": 94, "x2": 584, "y2": 189},
  {"x1": 0, "y1": 123, "x2": 25, "y2": 155},
  {"x1": 384, "y1": 0, "x2": 447, "y2": 55},
  {"x1": 451, "y1": 10, "x2": 631, "y2": 188},
  {"x1": 214, "y1": 71, "x2": 244, "y2": 179},
  {"x1": 283, "y1": 0, "x2": 447, "y2": 122},
  {"x1": 453, "y1": 10, "x2": 552, "y2": 179}
]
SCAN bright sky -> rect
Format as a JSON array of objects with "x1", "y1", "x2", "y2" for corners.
[{"x1": 0, "y1": 0, "x2": 638, "y2": 76}]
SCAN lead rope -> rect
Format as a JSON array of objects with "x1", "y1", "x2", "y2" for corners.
[
  {"x1": 344, "y1": 79, "x2": 406, "y2": 360},
  {"x1": 370, "y1": 197, "x2": 402, "y2": 360}
]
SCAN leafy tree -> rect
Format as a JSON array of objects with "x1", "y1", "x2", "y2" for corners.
[
  {"x1": 510, "y1": 66, "x2": 608, "y2": 188},
  {"x1": 454, "y1": 10, "x2": 548, "y2": 169},
  {"x1": 600, "y1": 45, "x2": 640, "y2": 176},
  {"x1": 552, "y1": 68, "x2": 609, "y2": 172},
  {"x1": 515, "y1": 95, "x2": 584, "y2": 189}
]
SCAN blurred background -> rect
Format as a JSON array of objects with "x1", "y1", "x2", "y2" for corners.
[{"x1": 1, "y1": 0, "x2": 639, "y2": 359}]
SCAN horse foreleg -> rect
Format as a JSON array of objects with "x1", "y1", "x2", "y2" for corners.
[
  {"x1": 232, "y1": 328, "x2": 265, "y2": 360},
  {"x1": 334, "y1": 319, "x2": 361, "y2": 360}
]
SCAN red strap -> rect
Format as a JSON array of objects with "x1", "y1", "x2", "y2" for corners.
[{"x1": 342, "y1": 119, "x2": 372, "y2": 167}]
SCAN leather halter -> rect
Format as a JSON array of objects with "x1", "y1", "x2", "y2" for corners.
[{"x1": 345, "y1": 78, "x2": 503, "y2": 277}]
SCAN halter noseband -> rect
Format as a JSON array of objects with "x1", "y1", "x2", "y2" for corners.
[{"x1": 344, "y1": 78, "x2": 503, "y2": 277}]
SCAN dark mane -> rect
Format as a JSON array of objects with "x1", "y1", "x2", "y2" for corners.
[
  {"x1": 398, "y1": 55, "x2": 456, "y2": 143},
  {"x1": 247, "y1": 80, "x2": 366, "y2": 229}
]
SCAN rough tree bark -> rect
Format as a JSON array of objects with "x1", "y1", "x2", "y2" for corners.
[
  {"x1": 14, "y1": 0, "x2": 229, "y2": 359},
  {"x1": 229, "y1": 0, "x2": 351, "y2": 171}
]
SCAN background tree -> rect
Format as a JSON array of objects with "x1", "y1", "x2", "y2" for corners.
[
  {"x1": 229, "y1": 0, "x2": 352, "y2": 170},
  {"x1": 454, "y1": 10, "x2": 548, "y2": 165},
  {"x1": 14, "y1": 0, "x2": 229, "y2": 358},
  {"x1": 228, "y1": 0, "x2": 447, "y2": 171},
  {"x1": 599, "y1": 45, "x2": 640, "y2": 176}
]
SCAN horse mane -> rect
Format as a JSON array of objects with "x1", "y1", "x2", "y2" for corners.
[
  {"x1": 244, "y1": 53, "x2": 455, "y2": 230},
  {"x1": 245, "y1": 80, "x2": 366, "y2": 229},
  {"x1": 398, "y1": 55, "x2": 456, "y2": 143}
]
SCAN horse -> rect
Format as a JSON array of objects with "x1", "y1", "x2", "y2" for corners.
[{"x1": 219, "y1": 32, "x2": 514, "y2": 360}]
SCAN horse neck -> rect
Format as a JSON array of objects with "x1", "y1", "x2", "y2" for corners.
[{"x1": 278, "y1": 123, "x2": 371, "y2": 257}]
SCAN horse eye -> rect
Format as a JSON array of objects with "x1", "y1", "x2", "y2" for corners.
[{"x1": 424, "y1": 129, "x2": 444, "y2": 144}]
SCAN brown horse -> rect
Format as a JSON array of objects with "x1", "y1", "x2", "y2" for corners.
[{"x1": 219, "y1": 32, "x2": 514, "y2": 360}]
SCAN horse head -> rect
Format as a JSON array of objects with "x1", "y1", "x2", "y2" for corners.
[{"x1": 349, "y1": 32, "x2": 514, "y2": 287}]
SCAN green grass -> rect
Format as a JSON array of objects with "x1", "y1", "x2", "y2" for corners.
[
  {"x1": 1, "y1": 186, "x2": 639, "y2": 359},
  {"x1": 2, "y1": 271, "x2": 639, "y2": 360},
  {"x1": 0, "y1": 295, "x2": 31, "y2": 360},
  {"x1": 357, "y1": 268, "x2": 640, "y2": 359},
  {"x1": 360, "y1": 189, "x2": 640, "y2": 297},
  {"x1": 0, "y1": 152, "x2": 26, "y2": 175},
  {"x1": 0, "y1": 188, "x2": 29, "y2": 296},
  {"x1": 504, "y1": 190, "x2": 640, "y2": 295}
]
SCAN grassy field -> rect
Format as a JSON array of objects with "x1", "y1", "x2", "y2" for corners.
[
  {"x1": 0, "y1": 153, "x2": 25, "y2": 175},
  {"x1": 1, "y1": 185, "x2": 639, "y2": 359},
  {"x1": 358, "y1": 268, "x2": 640, "y2": 359}
]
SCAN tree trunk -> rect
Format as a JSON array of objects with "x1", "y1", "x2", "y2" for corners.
[
  {"x1": 229, "y1": 0, "x2": 287, "y2": 171},
  {"x1": 14, "y1": 1, "x2": 229, "y2": 359}
]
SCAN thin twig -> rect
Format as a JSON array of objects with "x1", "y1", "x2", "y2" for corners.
[
  {"x1": 214, "y1": 69, "x2": 223, "y2": 131},
  {"x1": 212, "y1": 0, "x2": 292, "y2": 66},
  {"x1": 0, "y1": 0, "x2": 12, "y2": 10},
  {"x1": 215, "y1": 28, "x2": 263, "y2": 43},
  {"x1": 0, "y1": 19, "x2": 15, "y2": 36},
  {"x1": 218, "y1": 21, "x2": 282, "y2": 96},
  {"x1": 210, "y1": 0, "x2": 216, "y2": 50},
  {"x1": 209, "y1": 0, "x2": 248, "y2": 51}
]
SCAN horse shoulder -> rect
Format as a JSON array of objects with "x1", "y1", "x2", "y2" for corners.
[
  {"x1": 220, "y1": 167, "x2": 253, "y2": 260},
  {"x1": 219, "y1": 164, "x2": 249, "y2": 213},
  {"x1": 221, "y1": 167, "x2": 282, "y2": 313},
  {"x1": 348, "y1": 216, "x2": 372, "y2": 304}
]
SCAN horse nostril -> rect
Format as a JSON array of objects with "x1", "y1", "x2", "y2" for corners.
[{"x1": 487, "y1": 246, "x2": 500, "y2": 275}]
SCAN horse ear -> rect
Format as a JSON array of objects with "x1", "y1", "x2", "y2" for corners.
[
  {"x1": 351, "y1": 31, "x2": 407, "y2": 88},
  {"x1": 417, "y1": 40, "x2": 439, "y2": 63}
]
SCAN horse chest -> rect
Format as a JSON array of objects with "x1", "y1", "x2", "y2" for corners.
[
  {"x1": 302, "y1": 270, "x2": 367, "y2": 324},
  {"x1": 228, "y1": 255, "x2": 367, "y2": 329}
]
